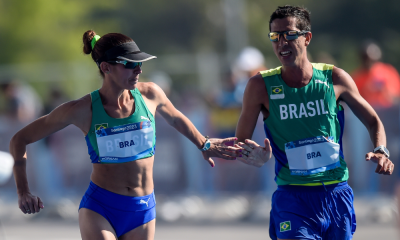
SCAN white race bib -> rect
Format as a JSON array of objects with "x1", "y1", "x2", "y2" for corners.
[
  {"x1": 95, "y1": 121, "x2": 154, "y2": 162},
  {"x1": 284, "y1": 136, "x2": 340, "y2": 175}
]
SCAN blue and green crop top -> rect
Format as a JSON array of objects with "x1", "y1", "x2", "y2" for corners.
[{"x1": 85, "y1": 89, "x2": 156, "y2": 164}]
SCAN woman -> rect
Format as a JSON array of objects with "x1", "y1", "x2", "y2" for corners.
[{"x1": 10, "y1": 30, "x2": 239, "y2": 240}]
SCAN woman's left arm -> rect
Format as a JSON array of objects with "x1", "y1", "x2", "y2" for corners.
[{"x1": 143, "y1": 82, "x2": 239, "y2": 167}]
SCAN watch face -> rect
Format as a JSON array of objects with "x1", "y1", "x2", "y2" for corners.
[
  {"x1": 375, "y1": 146, "x2": 390, "y2": 157},
  {"x1": 205, "y1": 141, "x2": 211, "y2": 149}
]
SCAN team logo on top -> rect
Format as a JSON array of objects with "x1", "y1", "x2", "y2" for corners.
[
  {"x1": 271, "y1": 85, "x2": 285, "y2": 99},
  {"x1": 280, "y1": 221, "x2": 291, "y2": 232}
]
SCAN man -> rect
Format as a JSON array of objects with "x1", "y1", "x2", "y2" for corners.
[{"x1": 234, "y1": 5, "x2": 394, "y2": 240}]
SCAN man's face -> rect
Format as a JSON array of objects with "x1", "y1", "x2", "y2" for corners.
[{"x1": 270, "y1": 17, "x2": 310, "y2": 67}]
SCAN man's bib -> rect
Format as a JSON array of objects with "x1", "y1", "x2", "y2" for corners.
[{"x1": 285, "y1": 136, "x2": 340, "y2": 175}]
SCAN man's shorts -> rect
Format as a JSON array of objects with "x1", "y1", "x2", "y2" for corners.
[
  {"x1": 269, "y1": 181, "x2": 356, "y2": 240},
  {"x1": 79, "y1": 181, "x2": 156, "y2": 238}
]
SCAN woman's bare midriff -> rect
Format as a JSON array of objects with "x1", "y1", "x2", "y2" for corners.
[{"x1": 90, "y1": 156, "x2": 155, "y2": 197}]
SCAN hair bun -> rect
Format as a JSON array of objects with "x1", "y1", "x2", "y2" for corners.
[{"x1": 83, "y1": 30, "x2": 97, "y2": 55}]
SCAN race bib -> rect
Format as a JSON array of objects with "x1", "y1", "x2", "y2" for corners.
[
  {"x1": 95, "y1": 121, "x2": 154, "y2": 162},
  {"x1": 284, "y1": 136, "x2": 340, "y2": 175}
]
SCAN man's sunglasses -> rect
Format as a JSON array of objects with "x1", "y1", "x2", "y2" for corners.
[
  {"x1": 108, "y1": 60, "x2": 142, "y2": 69},
  {"x1": 268, "y1": 30, "x2": 310, "y2": 42}
]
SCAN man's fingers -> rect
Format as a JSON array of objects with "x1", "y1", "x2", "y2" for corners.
[
  {"x1": 238, "y1": 142, "x2": 253, "y2": 152},
  {"x1": 244, "y1": 139, "x2": 260, "y2": 149},
  {"x1": 365, "y1": 152, "x2": 374, "y2": 161},
  {"x1": 225, "y1": 146, "x2": 242, "y2": 151}
]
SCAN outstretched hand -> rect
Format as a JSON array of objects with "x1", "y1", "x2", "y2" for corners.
[
  {"x1": 366, "y1": 152, "x2": 394, "y2": 175},
  {"x1": 201, "y1": 137, "x2": 241, "y2": 167},
  {"x1": 236, "y1": 138, "x2": 272, "y2": 167}
]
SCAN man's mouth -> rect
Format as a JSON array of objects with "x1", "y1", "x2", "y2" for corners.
[{"x1": 280, "y1": 50, "x2": 292, "y2": 57}]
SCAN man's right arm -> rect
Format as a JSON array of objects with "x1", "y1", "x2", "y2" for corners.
[
  {"x1": 235, "y1": 74, "x2": 272, "y2": 167},
  {"x1": 235, "y1": 74, "x2": 267, "y2": 141}
]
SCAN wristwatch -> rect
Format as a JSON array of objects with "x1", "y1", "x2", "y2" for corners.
[
  {"x1": 199, "y1": 136, "x2": 211, "y2": 151},
  {"x1": 373, "y1": 145, "x2": 390, "y2": 158}
]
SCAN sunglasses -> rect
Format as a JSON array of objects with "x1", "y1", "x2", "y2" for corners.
[
  {"x1": 268, "y1": 30, "x2": 309, "y2": 42},
  {"x1": 108, "y1": 60, "x2": 143, "y2": 69}
]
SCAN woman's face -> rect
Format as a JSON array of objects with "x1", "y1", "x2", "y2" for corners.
[{"x1": 108, "y1": 63, "x2": 143, "y2": 90}]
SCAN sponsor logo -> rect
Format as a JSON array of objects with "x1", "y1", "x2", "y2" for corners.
[
  {"x1": 101, "y1": 157, "x2": 118, "y2": 161},
  {"x1": 291, "y1": 170, "x2": 308, "y2": 175},
  {"x1": 141, "y1": 116, "x2": 150, "y2": 121},
  {"x1": 271, "y1": 85, "x2": 285, "y2": 99},
  {"x1": 280, "y1": 221, "x2": 291, "y2": 232},
  {"x1": 140, "y1": 198, "x2": 150, "y2": 207},
  {"x1": 315, "y1": 79, "x2": 329, "y2": 88}
]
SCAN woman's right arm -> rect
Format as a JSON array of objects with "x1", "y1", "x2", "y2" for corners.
[{"x1": 10, "y1": 95, "x2": 91, "y2": 214}]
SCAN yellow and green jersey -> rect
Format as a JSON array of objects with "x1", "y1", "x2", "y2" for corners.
[{"x1": 261, "y1": 63, "x2": 348, "y2": 185}]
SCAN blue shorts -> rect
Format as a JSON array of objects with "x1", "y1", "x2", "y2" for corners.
[
  {"x1": 79, "y1": 181, "x2": 156, "y2": 238},
  {"x1": 270, "y1": 181, "x2": 356, "y2": 240}
]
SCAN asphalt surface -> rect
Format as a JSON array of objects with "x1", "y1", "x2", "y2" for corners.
[{"x1": 1, "y1": 220, "x2": 399, "y2": 240}]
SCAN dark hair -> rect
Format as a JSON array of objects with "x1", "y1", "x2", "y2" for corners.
[
  {"x1": 82, "y1": 30, "x2": 133, "y2": 76},
  {"x1": 269, "y1": 5, "x2": 311, "y2": 32}
]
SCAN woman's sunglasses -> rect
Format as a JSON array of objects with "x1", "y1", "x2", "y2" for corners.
[
  {"x1": 268, "y1": 30, "x2": 310, "y2": 42},
  {"x1": 108, "y1": 60, "x2": 142, "y2": 69}
]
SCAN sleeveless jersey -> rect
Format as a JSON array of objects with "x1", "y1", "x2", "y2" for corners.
[
  {"x1": 261, "y1": 63, "x2": 348, "y2": 185},
  {"x1": 85, "y1": 88, "x2": 156, "y2": 164}
]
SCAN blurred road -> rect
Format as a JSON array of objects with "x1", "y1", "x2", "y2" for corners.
[
  {"x1": 1, "y1": 193, "x2": 398, "y2": 240},
  {"x1": 1, "y1": 220, "x2": 398, "y2": 240}
]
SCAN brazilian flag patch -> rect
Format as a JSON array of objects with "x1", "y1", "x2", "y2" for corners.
[
  {"x1": 95, "y1": 123, "x2": 109, "y2": 137},
  {"x1": 280, "y1": 221, "x2": 291, "y2": 232},
  {"x1": 95, "y1": 123, "x2": 108, "y2": 130},
  {"x1": 271, "y1": 85, "x2": 284, "y2": 99}
]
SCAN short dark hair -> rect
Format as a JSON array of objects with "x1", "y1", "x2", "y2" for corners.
[{"x1": 269, "y1": 5, "x2": 311, "y2": 32}]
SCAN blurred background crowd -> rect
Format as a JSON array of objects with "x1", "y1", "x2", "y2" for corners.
[{"x1": 0, "y1": 0, "x2": 399, "y2": 236}]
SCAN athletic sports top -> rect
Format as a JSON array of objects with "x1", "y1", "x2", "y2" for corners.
[
  {"x1": 85, "y1": 89, "x2": 156, "y2": 164},
  {"x1": 261, "y1": 63, "x2": 348, "y2": 185}
]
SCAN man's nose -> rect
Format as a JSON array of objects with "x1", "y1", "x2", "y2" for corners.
[{"x1": 278, "y1": 34, "x2": 288, "y2": 46}]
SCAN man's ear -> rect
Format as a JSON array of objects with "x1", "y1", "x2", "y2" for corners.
[
  {"x1": 100, "y1": 62, "x2": 111, "y2": 74},
  {"x1": 305, "y1": 31, "x2": 312, "y2": 46}
]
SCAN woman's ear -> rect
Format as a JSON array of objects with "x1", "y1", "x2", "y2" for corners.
[{"x1": 100, "y1": 62, "x2": 111, "y2": 74}]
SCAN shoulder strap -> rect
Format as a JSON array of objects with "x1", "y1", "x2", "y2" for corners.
[
  {"x1": 130, "y1": 88, "x2": 155, "y2": 122},
  {"x1": 90, "y1": 90, "x2": 109, "y2": 120}
]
